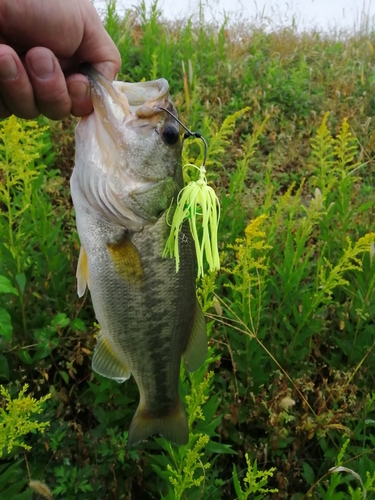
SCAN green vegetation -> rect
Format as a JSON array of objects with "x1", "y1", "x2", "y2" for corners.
[{"x1": 1, "y1": 0, "x2": 375, "y2": 497}]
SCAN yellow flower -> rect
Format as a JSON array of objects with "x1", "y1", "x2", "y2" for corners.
[{"x1": 0, "y1": 384, "x2": 50, "y2": 457}]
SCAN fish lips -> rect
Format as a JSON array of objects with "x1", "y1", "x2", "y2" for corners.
[
  {"x1": 80, "y1": 64, "x2": 174, "y2": 123},
  {"x1": 77, "y1": 66, "x2": 182, "y2": 224},
  {"x1": 80, "y1": 65, "x2": 181, "y2": 179}
]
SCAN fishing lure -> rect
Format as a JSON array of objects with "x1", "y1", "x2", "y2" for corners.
[{"x1": 160, "y1": 107, "x2": 220, "y2": 277}]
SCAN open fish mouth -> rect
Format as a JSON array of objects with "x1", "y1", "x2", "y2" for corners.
[
  {"x1": 80, "y1": 65, "x2": 174, "y2": 122},
  {"x1": 73, "y1": 66, "x2": 182, "y2": 227}
]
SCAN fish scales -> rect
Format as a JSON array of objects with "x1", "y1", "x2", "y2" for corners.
[
  {"x1": 76, "y1": 209, "x2": 196, "y2": 410},
  {"x1": 71, "y1": 67, "x2": 207, "y2": 446}
]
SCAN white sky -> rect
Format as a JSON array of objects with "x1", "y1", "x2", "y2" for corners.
[{"x1": 94, "y1": 0, "x2": 375, "y2": 32}]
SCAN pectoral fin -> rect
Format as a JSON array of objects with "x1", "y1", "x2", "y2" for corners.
[
  {"x1": 76, "y1": 246, "x2": 89, "y2": 298},
  {"x1": 107, "y1": 234, "x2": 145, "y2": 284},
  {"x1": 183, "y1": 300, "x2": 207, "y2": 372},
  {"x1": 92, "y1": 334, "x2": 131, "y2": 383}
]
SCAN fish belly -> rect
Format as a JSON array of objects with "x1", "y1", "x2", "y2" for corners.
[{"x1": 74, "y1": 205, "x2": 198, "y2": 444}]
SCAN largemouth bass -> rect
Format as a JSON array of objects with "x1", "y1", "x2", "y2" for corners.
[{"x1": 70, "y1": 68, "x2": 207, "y2": 446}]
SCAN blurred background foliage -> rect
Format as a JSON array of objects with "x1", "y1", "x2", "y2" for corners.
[{"x1": 0, "y1": 0, "x2": 375, "y2": 498}]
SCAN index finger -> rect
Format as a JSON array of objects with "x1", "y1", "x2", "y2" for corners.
[{"x1": 0, "y1": 45, "x2": 39, "y2": 119}]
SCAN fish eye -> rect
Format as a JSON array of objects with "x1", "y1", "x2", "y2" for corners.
[{"x1": 162, "y1": 125, "x2": 180, "y2": 145}]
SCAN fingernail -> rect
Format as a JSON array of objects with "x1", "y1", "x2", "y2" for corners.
[
  {"x1": 0, "y1": 55, "x2": 18, "y2": 82},
  {"x1": 69, "y1": 80, "x2": 90, "y2": 100},
  {"x1": 29, "y1": 56, "x2": 54, "y2": 79}
]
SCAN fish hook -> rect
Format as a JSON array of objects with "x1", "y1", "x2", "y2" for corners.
[{"x1": 158, "y1": 107, "x2": 208, "y2": 168}]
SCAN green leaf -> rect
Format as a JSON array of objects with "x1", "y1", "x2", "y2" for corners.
[
  {"x1": 0, "y1": 353, "x2": 10, "y2": 379},
  {"x1": 150, "y1": 464, "x2": 172, "y2": 482},
  {"x1": 3, "y1": 482, "x2": 32, "y2": 499},
  {"x1": 0, "y1": 460, "x2": 31, "y2": 499},
  {"x1": 33, "y1": 344, "x2": 51, "y2": 361},
  {"x1": 51, "y1": 313, "x2": 70, "y2": 329},
  {"x1": 0, "y1": 307, "x2": 13, "y2": 341},
  {"x1": 302, "y1": 461, "x2": 315, "y2": 485},
  {"x1": 0, "y1": 460, "x2": 23, "y2": 485},
  {"x1": 59, "y1": 371, "x2": 69, "y2": 384},
  {"x1": 70, "y1": 318, "x2": 87, "y2": 332},
  {"x1": 0, "y1": 276, "x2": 18, "y2": 295},
  {"x1": 205, "y1": 440, "x2": 235, "y2": 455},
  {"x1": 15, "y1": 273, "x2": 26, "y2": 295},
  {"x1": 17, "y1": 349, "x2": 34, "y2": 365},
  {"x1": 358, "y1": 201, "x2": 374, "y2": 212},
  {"x1": 232, "y1": 464, "x2": 244, "y2": 499}
]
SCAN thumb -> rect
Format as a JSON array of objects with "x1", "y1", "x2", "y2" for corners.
[{"x1": 77, "y1": 1, "x2": 121, "y2": 81}]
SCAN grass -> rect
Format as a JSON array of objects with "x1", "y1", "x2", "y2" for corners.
[{"x1": 0, "y1": 0, "x2": 375, "y2": 498}]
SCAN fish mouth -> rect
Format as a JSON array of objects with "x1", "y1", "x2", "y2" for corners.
[
  {"x1": 76, "y1": 66, "x2": 182, "y2": 226},
  {"x1": 80, "y1": 65, "x2": 172, "y2": 122}
]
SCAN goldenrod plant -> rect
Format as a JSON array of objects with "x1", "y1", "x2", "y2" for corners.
[
  {"x1": 164, "y1": 372, "x2": 214, "y2": 499},
  {"x1": 302, "y1": 436, "x2": 375, "y2": 499},
  {"x1": 181, "y1": 107, "x2": 251, "y2": 179},
  {"x1": 151, "y1": 360, "x2": 223, "y2": 499},
  {"x1": 0, "y1": 0, "x2": 375, "y2": 496},
  {"x1": 0, "y1": 384, "x2": 51, "y2": 499},
  {"x1": 0, "y1": 116, "x2": 48, "y2": 336},
  {"x1": 222, "y1": 214, "x2": 272, "y2": 307},
  {"x1": 232, "y1": 454, "x2": 278, "y2": 499},
  {"x1": 210, "y1": 113, "x2": 375, "y2": 497},
  {"x1": 0, "y1": 384, "x2": 50, "y2": 456}
]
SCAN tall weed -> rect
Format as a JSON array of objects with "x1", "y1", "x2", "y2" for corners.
[
  {"x1": 211, "y1": 113, "x2": 375, "y2": 497},
  {"x1": 1, "y1": 2, "x2": 375, "y2": 497}
]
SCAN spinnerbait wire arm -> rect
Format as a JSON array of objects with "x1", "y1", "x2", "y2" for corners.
[{"x1": 158, "y1": 106, "x2": 208, "y2": 168}]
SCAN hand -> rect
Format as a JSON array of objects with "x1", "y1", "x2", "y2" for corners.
[{"x1": 0, "y1": 0, "x2": 121, "y2": 119}]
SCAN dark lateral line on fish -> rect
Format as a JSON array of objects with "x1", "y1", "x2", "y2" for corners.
[{"x1": 158, "y1": 106, "x2": 208, "y2": 167}]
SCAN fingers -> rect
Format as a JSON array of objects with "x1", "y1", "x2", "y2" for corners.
[
  {"x1": 25, "y1": 47, "x2": 72, "y2": 120},
  {"x1": 0, "y1": 45, "x2": 77, "y2": 120},
  {"x1": 66, "y1": 73, "x2": 92, "y2": 117},
  {"x1": 0, "y1": 45, "x2": 38, "y2": 119},
  {"x1": 0, "y1": 0, "x2": 122, "y2": 121},
  {"x1": 0, "y1": 44, "x2": 117, "y2": 120}
]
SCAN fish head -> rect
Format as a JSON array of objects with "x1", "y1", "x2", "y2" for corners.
[{"x1": 74, "y1": 67, "x2": 183, "y2": 228}]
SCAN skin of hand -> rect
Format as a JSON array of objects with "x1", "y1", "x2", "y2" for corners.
[{"x1": 0, "y1": 0, "x2": 121, "y2": 119}]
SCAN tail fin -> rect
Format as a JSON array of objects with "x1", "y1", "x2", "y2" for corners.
[{"x1": 127, "y1": 399, "x2": 188, "y2": 447}]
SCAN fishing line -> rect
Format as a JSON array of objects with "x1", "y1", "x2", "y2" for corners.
[
  {"x1": 159, "y1": 107, "x2": 220, "y2": 277},
  {"x1": 158, "y1": 106, "x2": 208, "y2": 167}
]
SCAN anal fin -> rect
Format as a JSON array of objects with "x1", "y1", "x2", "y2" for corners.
[
  {"x1": 127, "y1": 399, "x2": 188, "y2": 447},
  {"x1": 183, "y1": 300, "x2": 207, "y2": 372},
  {"x1": 76, "y1": 246, "x2": 89, "y2": 298},
  {"x1": 92, "y1": 333, "x2": 131, "y2": 383}
]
